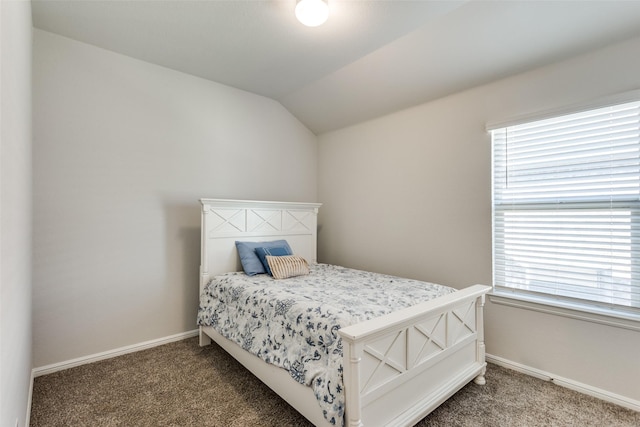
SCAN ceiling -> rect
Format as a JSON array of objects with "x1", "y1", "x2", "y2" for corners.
[{"x1": 31, "y1": 0, "x2": 640, "y2": 134}]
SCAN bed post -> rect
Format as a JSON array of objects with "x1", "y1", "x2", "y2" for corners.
[
  {"x1": 342, "y1": 339, "x2": 364, "y2": 427},
  {"x1": 473, "y1": 293, "x2": 487, "y2": 385},
  {"x1": 199, "y1": 202, "x2": 212, "y2": 347}
]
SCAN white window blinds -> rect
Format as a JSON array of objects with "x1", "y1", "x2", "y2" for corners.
[{"x1": 491, "y1": 100, "x2": 640, "y2": 311}]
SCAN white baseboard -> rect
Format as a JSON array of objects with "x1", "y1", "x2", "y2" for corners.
[
  {"x1": 486, "y1": 353, "x2": 640, "y2": 413},
  {"x1": 32, "y1": 330, "x2": 199, "y2": 377}
]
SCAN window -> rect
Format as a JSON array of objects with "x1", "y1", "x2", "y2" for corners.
[{"x1": 491, "y1": 100, "x2": 640, "y2": 315}]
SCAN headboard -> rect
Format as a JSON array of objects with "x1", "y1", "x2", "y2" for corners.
[{"x1": 199, "y1": 198, "x2": 322, "y2": 294}]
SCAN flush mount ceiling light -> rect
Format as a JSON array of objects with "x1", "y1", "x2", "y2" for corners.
[{"x1": 295, "y1": 0, "x2": 329, "y2": 27}]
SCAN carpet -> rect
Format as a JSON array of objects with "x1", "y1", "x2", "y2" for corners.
[{"x1": 31, "y1": 337, "x2": 640, "y2": 426}]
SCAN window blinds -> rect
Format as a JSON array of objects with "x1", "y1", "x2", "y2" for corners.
[{"x1": 492, "y1": 100, "x2": 640, "y2": 310}]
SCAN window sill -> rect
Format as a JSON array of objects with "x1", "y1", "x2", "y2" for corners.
[{"x1": 488, "y1": 290, "x2": 640, "y2": 332}]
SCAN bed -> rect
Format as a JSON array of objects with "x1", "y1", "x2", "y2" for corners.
[{"x1": 197, "y1": 198, "x2": 490, "y2": 427}]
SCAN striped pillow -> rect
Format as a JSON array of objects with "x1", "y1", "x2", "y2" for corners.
[{"x1": 266, "y1": 255, "x2": 310, "y2": 279}]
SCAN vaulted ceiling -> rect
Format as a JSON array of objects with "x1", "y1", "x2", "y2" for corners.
[{"x1": 31, "y1": 0, "x2": 640, "y2": 134}]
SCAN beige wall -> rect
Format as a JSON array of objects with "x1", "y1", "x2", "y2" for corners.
[
  {"x1": 1, "y1": 1, "x2": 33, "y2": 426},
  {"x1": 32, "y1": 30, "x2": 318, "y2": 367},
  {"x1": 29, "y1": 10, "x2": 640, "y2": 412},
  {"x1": 318, "y1": 35, "x2": 640, "y2": 404}
]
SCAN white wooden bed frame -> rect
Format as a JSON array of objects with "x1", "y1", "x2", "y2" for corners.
[{"x1": 199, "y1": 198, "x2": 490, "y2": 427}]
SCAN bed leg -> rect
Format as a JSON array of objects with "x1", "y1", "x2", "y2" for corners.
[
  {"x1": 199, "y1": 328, "x2": 212, "y2": 347},
  {"x1": 473, "y1": 363, "x2": 487, "y2": 385}
]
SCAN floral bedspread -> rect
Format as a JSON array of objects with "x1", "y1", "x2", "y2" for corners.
[{"x1": 197, "y1": 264, "x2": 455, "y2": 426}]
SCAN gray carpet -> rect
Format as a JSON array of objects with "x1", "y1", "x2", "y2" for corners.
[{"x1": 31, "y1": 337, "x2": 640, "y2": 427}]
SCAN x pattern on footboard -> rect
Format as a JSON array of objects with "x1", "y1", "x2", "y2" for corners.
[
  {"x1": 360, "y1": 299, "x2": 477, "y2": 396},
  {"x1": 339, "y1": 287, "x2": 487, "y2": 427}
]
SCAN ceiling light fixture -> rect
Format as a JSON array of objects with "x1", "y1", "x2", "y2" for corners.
[{"x1": 295, "y1": 0, "x2": 329, "y2": 27}]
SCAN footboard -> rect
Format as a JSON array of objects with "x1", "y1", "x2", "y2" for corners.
[{"x1": 338, "y1": 284, "x2": 490, "y2": 427}]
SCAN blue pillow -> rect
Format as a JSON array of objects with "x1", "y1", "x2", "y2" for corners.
[
  {"x1": 235, "y1": 240, "x2": 292, "y2": 275},
  {"x1": 255, "y1": 246, "x2": 292, "y2": 276}
]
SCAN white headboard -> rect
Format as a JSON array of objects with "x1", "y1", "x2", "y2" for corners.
[{"x1": 199, "y1": 198, "x2": 322, "y2": 294}]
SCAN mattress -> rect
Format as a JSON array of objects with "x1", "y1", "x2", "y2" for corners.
[{"x1": 197, "y1": 263, "x2": 456, "y2": 425}]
